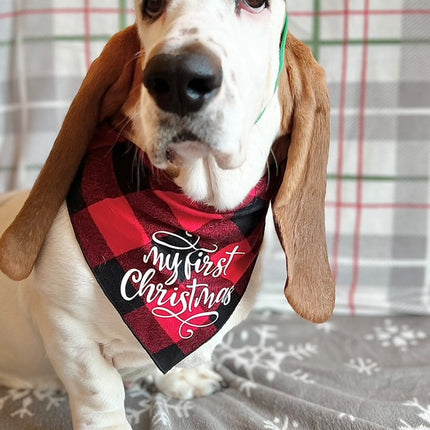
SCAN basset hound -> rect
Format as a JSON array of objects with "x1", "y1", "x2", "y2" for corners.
[{"x1": 0, "y1": 1, "x2": 334, "y2": 428}]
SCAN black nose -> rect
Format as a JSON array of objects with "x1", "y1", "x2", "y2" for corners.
[{"x1": 143, "y1": 47, "x2": 223, "y2": 116}]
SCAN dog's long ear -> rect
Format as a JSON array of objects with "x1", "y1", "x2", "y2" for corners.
[
  {"x1": 272, "y1": 34, "x2": 335, "y2": 323},
  {"x1": 0, "y1": 25, "x2": 140, "y2": 281}
]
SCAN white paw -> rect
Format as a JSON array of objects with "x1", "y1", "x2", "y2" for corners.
[{"x1": 154, "y1": 364, "x2": 224, "y2": 400}]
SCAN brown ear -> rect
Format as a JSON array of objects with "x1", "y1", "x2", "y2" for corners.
[
  {"x1": 272, "y1": 34, "x2": 335, "y2": 323},
  {"x1": 0, "y1": 25, "x2": 141, "y2": 281}
]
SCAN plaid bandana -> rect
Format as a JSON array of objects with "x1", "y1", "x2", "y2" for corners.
[{"x1": 67, "y1": 124, "x2": 277, "y2": 373}]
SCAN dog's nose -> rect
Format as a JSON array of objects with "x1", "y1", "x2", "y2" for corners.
[{"x1": 143, "y1": 47, "x2": 222, "y2": 116}]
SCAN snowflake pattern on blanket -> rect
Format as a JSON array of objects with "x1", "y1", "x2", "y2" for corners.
[{"x1": 1, "y1": 314, "x2": 430, "y2": 429}]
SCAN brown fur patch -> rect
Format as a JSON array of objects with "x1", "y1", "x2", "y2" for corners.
[
  {"x1": 0, "y1": 25, "x2": 141, "y2": 280},
  {"x1": 272, "y1": 34, "x2": 335, "y2": 323}
]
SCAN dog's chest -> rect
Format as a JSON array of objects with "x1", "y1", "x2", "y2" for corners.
[{"x1": 66, "y1": 124, "x2": 276, "y2": 373}]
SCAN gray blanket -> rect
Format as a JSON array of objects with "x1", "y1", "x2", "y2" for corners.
[{"x1": 1, "y1": 312, "x2": 430, "y2": 430}]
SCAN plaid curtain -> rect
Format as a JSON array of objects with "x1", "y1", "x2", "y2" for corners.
[
  {"x1": 0, "y1": 0, "x2": 135, "y2": 191},
  {"x1": 263, "y1": 0, "x2": 430, "y2": 315},
  {"x1": 1, "y1": 1, "x2": 430, "y2": 316}
]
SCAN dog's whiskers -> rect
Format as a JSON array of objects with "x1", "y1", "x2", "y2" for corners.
[
  {"x1": 132, "y1": 146, "x2": 144, "y2": 192},
  {"x1": 262, "y1": 148, "x2": 277, "y2": 191},
  {"x1": 116, "y1": 116, "x2": 133, "y2": 139},
  {"x1": 135, "y1": 49, "x2": 145, "y2": 60},
  {"x1": 269, "y1": 147, "x2": 280, "y2": 176},
  {"x1": 102, "y1": 116, "x2": 132, "y2": 157},
  {"x1": 265, "y1": 160, "x2": 270, "y2": 188}
]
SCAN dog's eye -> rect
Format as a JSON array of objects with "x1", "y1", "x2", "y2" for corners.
[
  {"x1": 142, "y1": 0, "x2": 166, "y2": 19},
  {"x1": 240, "y1": 0, "x2": 268, "y2": 13}
]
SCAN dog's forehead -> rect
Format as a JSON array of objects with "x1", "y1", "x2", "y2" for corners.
[
  {"x1": 135, "y1": 0, "x2": 236, "y2": 15},
  {"x1": 135, "y1": 0, "x2": 286, "y2": 23},
  {"x1": 135, "y1": 0, "x2": 286, "y2": 53}
]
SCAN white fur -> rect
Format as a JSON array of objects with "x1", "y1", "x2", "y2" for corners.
[{"x1": 0, "y1": 1, "x2": 286, "y2": 429}]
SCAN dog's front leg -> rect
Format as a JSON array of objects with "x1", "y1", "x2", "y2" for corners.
[{"x1": 32, "y1": 304, "x2": 131, "y2": 430}]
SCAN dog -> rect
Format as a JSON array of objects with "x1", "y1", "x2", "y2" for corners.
[{"x1": 0, "y1": 1, "x2": 335, "y2": 429}]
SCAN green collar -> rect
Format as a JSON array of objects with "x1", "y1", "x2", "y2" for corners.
[{"x1": 254, "y1": 12, "x2": 289, "y2": 124}]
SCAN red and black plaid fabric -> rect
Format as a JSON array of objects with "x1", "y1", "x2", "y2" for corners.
[{"x1": 67, "y1": 124, "x2": 278, "y2": 373}]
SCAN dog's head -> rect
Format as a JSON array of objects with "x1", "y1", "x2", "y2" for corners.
[
  {"x1": 131, "y1": 0, "x2": 287, "y2": 172},
  {"x1": 0, "y1": 1, "x2": 335, "y2": 323}
]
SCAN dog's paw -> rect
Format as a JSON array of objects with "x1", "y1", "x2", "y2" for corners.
[{"x1": 153, "y1": 364, "x2": 224, "y2": 400}]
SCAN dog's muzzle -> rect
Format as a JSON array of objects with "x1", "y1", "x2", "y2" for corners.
[{"x1": 143, "y1": 45, "x2": 223, "y2": 117}]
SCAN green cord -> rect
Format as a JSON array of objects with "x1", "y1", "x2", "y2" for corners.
[
  {"x1": 276, "y1": 12, "x2": 289, "y2": 92},
  {"x1": 254, "y1": 11, "x2": 289, "y2": 124}
]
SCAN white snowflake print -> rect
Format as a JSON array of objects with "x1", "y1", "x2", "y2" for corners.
[
  {"x1": 286, "y1": 369, "x2": 315, "y2": 385},
  {"x1": 316, "y1": 321, "x2": 337, "y2": 334},
  {"x1": 0, "y1": 388, "x2": 66, "y2": 419},
  {"x1": 398, "y1": 424, "x2": 430, "y2": 430},
  {"x1": 264, "y1": 416, "x2": 300, "y2": 430},
  {"x1": 398, "y1": 397, "x2": 430, "y2": 430},
  {"x1": 217, "y1": 324, "x2": 318, "y2": 384},
  {"x1": 283, "y1": 343, "x2": 318, "y2": 361},
  {"x1": 125, "y1": 384, "x2": 153, "y2": 425},
  {"x1": 238, "y1": 379, "x2": 258, "y2": 397},
  {"x1": 125, "y1": 385, "x2": 193, "y2": 427},
  {"x1": 152, "y1": 395, "x2": 172, "y2": 428},
  {"x1": 365, "y1": 319, "x2": 427, "y2": 352},
  {"x1": 345, "y1": 357, "x2": 381, "y2": 376}
]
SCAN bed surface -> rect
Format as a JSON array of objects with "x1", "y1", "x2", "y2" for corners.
[{"x1": 1, "y1": 311, "x2": 429, "y2": 430}]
